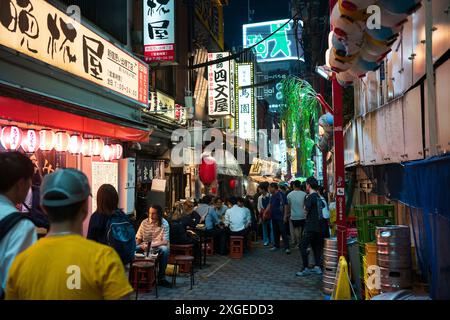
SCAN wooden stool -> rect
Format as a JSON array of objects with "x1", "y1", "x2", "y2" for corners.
[
  {"x1": 204, "y1": 237, "x2": 214, "y2": 256},
  {"x1": 229, "y1": 236, "x2": 244, "y2": 259},
  {"x1": 247, "y1": 236, "x2": 252, "y2": 252},
  {"x1": 169, "y1": 244, "x2": 194, "y2": 273},
  {"x1": 172, "y1": 255, "x2": 195, "y2": 290},
  {"x1": 129, "y1": 259, "x2": 158, "y2": 299}
]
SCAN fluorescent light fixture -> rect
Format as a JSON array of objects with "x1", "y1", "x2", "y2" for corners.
[{"x1": 315, "y1": 65, "x2": 332, "y2": 80}]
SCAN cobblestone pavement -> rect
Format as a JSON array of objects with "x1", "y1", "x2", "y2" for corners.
[{"x1": 138, "y1": 242, "x2": 325, "y2": 300}]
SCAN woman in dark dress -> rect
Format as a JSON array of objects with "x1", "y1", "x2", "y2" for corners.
[
  {"x1": 87, "y1": 184, "x2": 119, "y2": 244},
  {"x1": 169, "y1": 201, "x2": 201, "y2": 258}
]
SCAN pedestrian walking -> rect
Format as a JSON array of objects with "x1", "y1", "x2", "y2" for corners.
[
  {"x1": 257, "y1": 184, "x2": 273, "y2": 246},
  {"x1": 286, "y1": 180, "x2": 307, "y2": 247},
  {"x1": 296, "y1": 177, "x2": 323, "y2": 277},
  {"x1": 265, "y1": 183, "x2": 290, "y2": 254},
  {"x1": 0, "y1": 152, "x2": 37, "y2": 299},
  {"x1": 5, "y1": 168, "x2": 133, "y2": 299}
]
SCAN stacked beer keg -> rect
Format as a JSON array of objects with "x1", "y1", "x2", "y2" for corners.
[
  {"x1": 376, "y1": 226, "x2": 413, "y2": 292},
  {"x1": 323, "y1": 237, "x2": 339, "y2": 295}
]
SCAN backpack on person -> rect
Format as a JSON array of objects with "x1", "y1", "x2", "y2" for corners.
[
  {"x1": 22, "y1": 186, "x2": 50, "y2": 230},
  {"x1": 106, "y1": 210, "x2": 136, "y2": 265},
  {"x1": 0, "y1": 212, "x2": 32, "y2": 243}
]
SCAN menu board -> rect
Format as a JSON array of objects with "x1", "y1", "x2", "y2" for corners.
[{"x1": 91, "y1": 162, "x2": 118, "y2": 212}]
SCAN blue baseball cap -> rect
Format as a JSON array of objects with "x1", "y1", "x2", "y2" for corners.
[{"x1": 41, "y1": 168, "x2": 91, "y2": 207}]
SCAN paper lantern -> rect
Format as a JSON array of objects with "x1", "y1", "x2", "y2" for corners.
[
  {"x1": 39, "y1": 129, "x2": 55, "y2": 151},
  {"x1": 81, "y1": 138, "x2": 94, "y2": 156},
  {"x1": 114, "y1": 144, "x2": 123, "y2": 160},
  {"x1": 102, "y1": 144, "x2": 114, "y2": 161},
  {"x1": 92, "y1": 138, "x2": 104, "y2": 156},
  {"x1": 199, "y1": 155, "x2": 217, "y2": 186},
  {"x1": 1, "y1": 126, "x2": 23, "y2": 151},
  {"x1": 380, "y1": 7, "x2": 408, "y2": 28},
  {"x1": 229, "y1": 179, "x2": 237, "y2": 189},
  {"x1": 21, "y1": 129, "x2": 39, "y2": 153},
  {"x1": 331, "y1": 3, "x2": 364, "y2": 40},
  {"x1": 68, "y1": 135, "x2": 83, "y2": 154},
  {"x1": 55, "y1": 131, "x2": 70, "y2": 152},
  {"x1": 342, "y1": 0, "x2": 374, "y2": 10},
  {"x1": 211, "y1": 187, "x2": 217, "y2": 194},
  {"x1": 366, "y1": 25, "x2": 400, "y2": 43},
  {"x1": 329, "y1": 48, "x2": 355, "y2": 72}
]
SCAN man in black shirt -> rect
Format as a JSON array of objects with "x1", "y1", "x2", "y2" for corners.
[{"x1": 296, "y1": 177, "x2": 323, "y2": 277}]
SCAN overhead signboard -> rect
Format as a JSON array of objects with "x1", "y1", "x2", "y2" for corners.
[
  {"x1": 235, "y1": 63, "x2": 255, "y2": 141},
  {"x1": 249, "y1": 158, "x2": 279, "y2": 176},
  {"x1": 143, "y1": 0, "x2": 175, "y2": 62},
  {"x1": 279, "y1": 140, "x2": 288, "y2": 175},
  {"x1": 0, "y1": 0, "x2": 148, "y2": 106},
  {"x1": 243, "y1": 19, "x2": 304, "y2": 63},
  {"x1": 208, "y1": 52, "x2": 234, "y2": 117},
  {"x1": 263, "y1": 70, "x2": 288, "y2": 112},
  {"x1": 195, "y1": 0, "x2": 224, "y2": 50}
]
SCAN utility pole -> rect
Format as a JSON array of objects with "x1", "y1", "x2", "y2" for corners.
[{"x1": 329, "y1": 0, "x2": 346, "y2": 258}]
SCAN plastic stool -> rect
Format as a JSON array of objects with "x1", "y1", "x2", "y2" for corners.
[
  {"x1": 129, "y1": 259, "x2": 158, "y2": 299},
  {"x1": 172, "y1": 255, "x2": 195, "y2": 290},
  {"x1": 229, "y1": 236, "x2": 244, "y2": 259}
]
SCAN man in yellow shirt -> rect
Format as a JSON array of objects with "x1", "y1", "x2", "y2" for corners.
[{"x1": 5, "y1": 168, "x2": 133, "y2": 300}]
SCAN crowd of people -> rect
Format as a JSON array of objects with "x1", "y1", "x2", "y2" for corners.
[{"x1": 0, "y1": 151, "x2": 331, "y2": 300}]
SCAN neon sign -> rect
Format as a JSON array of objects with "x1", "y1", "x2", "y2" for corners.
[{"x1": 243, "y1": 19, "x2": 305, "y2": 63}]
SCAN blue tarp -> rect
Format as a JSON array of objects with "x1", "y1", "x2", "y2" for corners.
[{"x1": 360, "y1": 154, "x2": 450, "y2": 299}]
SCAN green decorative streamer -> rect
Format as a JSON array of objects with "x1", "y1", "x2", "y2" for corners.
[{"x1": 280, "y1": 76, "x2": 320, "y2": 177}]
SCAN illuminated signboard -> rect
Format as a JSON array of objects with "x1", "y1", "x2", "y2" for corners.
[
  {"x1": 0, "y1": 0, "x2": 148, "y2": 106},
  {"x1": 263, "y1": 70, "x2": 288, "y2": 112},
  {"x1": 144, "y1": 0, "x2": 175, "y2": 62},
  {"x1": 243, "y1": 19, "x2": 304, "y2": 63},
  {"x1": 235, "y1": 63, "x2": 255, "y2": 141},
  {"x1": 208, "y1": 52, "x2": 234, "y2": 117}
]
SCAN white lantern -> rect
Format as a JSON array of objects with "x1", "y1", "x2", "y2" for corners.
[
  {"x1": 92, "y1": 138, "x2": 105, "y2": 156},
  {"x1": 21, "y1": 129, "x2": 39, "y2": 153},
  {"x1": 68, "y1": 135, "x2": 83, "y2": 155},
  {"x1": 1, "y1": 126, "x2": 23, "y2": 151},
  {"x1": 39, "y1": 129, "x2": 55, "y2": 151},
  {"x1": 102, "y1": 144, "x2": 114, "y2": 161},
  {"x1": 81, "y1": 138, "x2": 94, "y2": 157},
  {"x1": 114, "y1": 144, "x2": 123, "y2": 160},
  {"x1": 55, "y1": 131, "x2": 70, "y2": 152}
]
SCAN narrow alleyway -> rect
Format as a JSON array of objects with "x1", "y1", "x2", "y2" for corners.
[{"x1": 139, "y1": 242, "x2": 324, "y2": 300}]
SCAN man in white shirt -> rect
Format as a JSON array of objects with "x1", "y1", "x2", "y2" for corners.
[
  {"x1": 0, "y1": 152, "x2": 37, "y2": 298},
  {"x1": 224, "y1": 197, "x2": 251, "y2": 252},
  {"x1": 286, "y1": 180, "x2": 307, "y2": 247}
]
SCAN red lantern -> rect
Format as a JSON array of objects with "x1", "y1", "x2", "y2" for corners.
[
  {"x1": 68, "y1": 135, "x2": 83, "y2": 154},
  {"x1": 229, "y1": 179, "x2": 237, "y2": 189},
  {"x1": 81, "y1": 138, "x2": 94, "y2": 156},
  {"x1": 55, "y1": 131, "x2": 70, "y2": 152},
  {"x1": 21, "y1": 129, "x2": 39, "y2": 153},
  {"x1": 39, "y1": 129, "x2": 55, "y2": 151},
  {"x1": 199, "y1": 155, "x2": 217, "y2": 186},
  {"x1": 1, "y1": 126, "x2": 23, "y2": 151},
  {"x1": 92, "y1": 138, "x2": 104, "y2": 156},
  {"x1": 211, "y1": 187, "x2": 217, "y2": 194},
  {"x1": 102, "y1": 144, "x2": 114, "y2": 161}
]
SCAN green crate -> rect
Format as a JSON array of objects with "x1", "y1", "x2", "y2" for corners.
[{"x1": 354, "y1": 205, "x2": 396, "y2": 244}]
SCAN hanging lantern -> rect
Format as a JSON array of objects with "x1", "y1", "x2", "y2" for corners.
[
  {"x1": 1, "y1": 126, "x2": 23, "y2": 151},
  {"x1": 68, "y1": 135, "x2": 83, "y2": 154},
  {"x1": 341, "y1": 0, "x2": 374, "y2": 11},
  {"x1": 199, "y1": 155, "x2": 217, "y2": 186},
  {"x1": 55, "y1": 131, "x2": 70, "y2": 152},
  {"x1": 39, "y1": 129, "x2": 55, "y2": 151},
  {"x1": 92, "y1": 138, "x2": 105, "y2": 156},
  {"x1": 380, "y1": 7, "x2": 408, "y2": 28},
  {"x1": 102, "y1": 144, "x2": 114, "y2": 161},
  {"x1": 378, "y1": 0, "x2": 422, "y2": 15},
  {"x1": 211, "y1": 187, "x2": 217, "y2": 194},
  {"x1": 81, "y1": 138, "x2": 94, "y2": 156},
  {"x1": 114, "y1": 144, "x2": 123, "y2": 160},
  {"x1": 229, "y1": 179, "x2": 237, "y2": 189},
  {"x1": 21, "y1": 129, "x2": 39, "y2": 153}
]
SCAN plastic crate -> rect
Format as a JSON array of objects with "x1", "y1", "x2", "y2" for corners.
[{"x1": 354, "y1": 205, "x2": 396, "y2": 244}]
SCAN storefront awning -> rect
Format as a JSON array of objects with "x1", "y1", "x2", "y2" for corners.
[{"x1": 0, "y1": 96, "x2": 150, "y2": 142}]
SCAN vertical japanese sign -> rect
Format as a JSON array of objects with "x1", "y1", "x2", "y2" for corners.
[
  {"x1": 0, "y1": 0, "x2": 148, "y2": 106},
  {"x1": 195, "y1": 0, "x2": 224, "y2": 50},
  {"x1": 208, "y1": 52, "x2": 232, "y2": 117},
  {"x1": 235, "y1": 63, "x2": 255, "y2": 140},
  {"x1": 279, "y1": 140, "x2": 287, "y2": 175},
  {"x1": 143, "y1": 0, "x2": 175, "y2": 62}
]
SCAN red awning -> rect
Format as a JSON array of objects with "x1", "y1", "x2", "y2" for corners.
[{"x1": 0, "y1": 96, "x2": 150, "y2": 142}]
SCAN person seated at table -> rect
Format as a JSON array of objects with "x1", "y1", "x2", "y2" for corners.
[
  {"x1": 169, "y1": 204, "x2": 201, "y2": 259},
  {"x1": 212, "y1": 197, "x2": 228, "y2": 221},
  {"x1": 136, "y1": 205, "x2": 171, "y2": 287},
  {"x1": 204, "y1": 199, "x2": 227, "y2": 255},
  {"x1": 224, "y1": 197, "x2": 251, "y2": 252},
  {"x1": 180, "y1": 199, "x2": 201, "y2": 229},
  {"x1": 194, "y1": 195, "x2": 212, "y2": 223}
]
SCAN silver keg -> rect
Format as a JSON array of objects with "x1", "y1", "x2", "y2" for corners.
[
  {"x1": 376, "y1": 226, "x2": 412, "y2": 292},
  {"x1": 323, "y1": 237, "x2": 339, "y2": 295}
]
